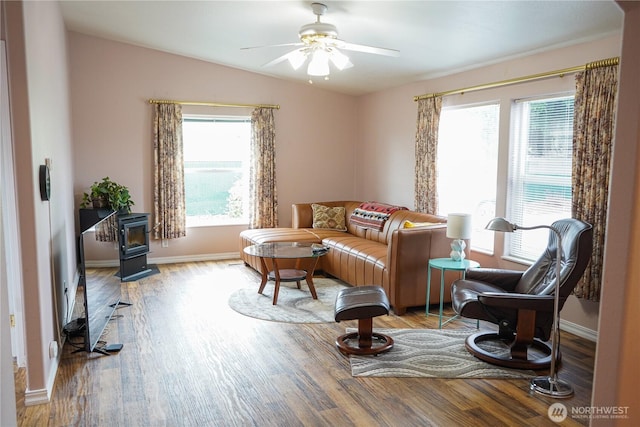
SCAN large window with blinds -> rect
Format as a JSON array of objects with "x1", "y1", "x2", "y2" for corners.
[
  {"x1": 507, "y1": 94, "x2": 574, "y2": 260},
  {"x1": 437, "y1": 103, "x2": 499, "y2": 253},
  {"x1": 182, "y1": 116, "x2": 251, "y2": 227}
]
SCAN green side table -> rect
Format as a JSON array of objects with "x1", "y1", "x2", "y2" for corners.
[{"x1": 426, "y1": 258, "x2": 480, "y2": 328}]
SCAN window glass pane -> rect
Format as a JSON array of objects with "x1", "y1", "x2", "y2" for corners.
[
  {"x1": 437, "y1": 103, "x2": 499, "y2": 252},
  {"x1": 507, "y1": 95, "x2": 574, "y2": 260},
  {"x1": 182, "y1": 117, "x2": 251, "y2": 226}
]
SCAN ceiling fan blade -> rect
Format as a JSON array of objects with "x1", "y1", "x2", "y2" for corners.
[
  {"x1": 262, "y1": 49, "x2": 306, "y2": 68},
  {"x1": 241, "y1": 42, "x2": 303, "y2": 51},
  {"x1": 338, "y1": 41, "x2": 400, "y2": 57}
]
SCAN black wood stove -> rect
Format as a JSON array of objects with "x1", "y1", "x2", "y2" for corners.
[{"x1": 118, "y1": 213, "x2": 153, "y2": 281}]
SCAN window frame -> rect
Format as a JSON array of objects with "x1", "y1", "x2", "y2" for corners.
[
  {"x1": 437, "y1": 101, "x2": 500, "y2": 254},
  {"x1": 505, "y1": 92, "x2": 575, "y2": 262},
  {"x1": 182, "y1": 115, "x2": 251, "y2": 228}
]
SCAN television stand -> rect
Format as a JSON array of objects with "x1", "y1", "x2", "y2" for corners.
[
  {"x1": 104, "y1": 343, "x2": 123, "y2": 353},
  {"x1": 109, "y1": 301, "x2": 132, "y2": 308}
]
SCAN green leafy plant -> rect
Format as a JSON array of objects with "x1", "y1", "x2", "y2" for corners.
[{"x1": 81, "y1": 177, "x2": 135, "y2": 213}]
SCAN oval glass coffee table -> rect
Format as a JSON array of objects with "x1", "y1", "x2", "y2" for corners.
[{"x1": 243, "y1": 242, "x2": 328, "y2": 305}]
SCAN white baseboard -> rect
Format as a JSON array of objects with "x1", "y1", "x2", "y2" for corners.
[
  {"x1": 149, "y1": 252, "x2": 240, "y2": 265},
  {"x1": 24, "y1": 388, "x2": 49, "y2": 406},
  {"x1": 24, "y1": 354, "x2": 58, "y2": 406},
  {"x1": 85, "y1": 252, "x2": 241, "y2": 268},
  {"x1": 560, "y1": 318, "x2": 598, "y2": 342}
]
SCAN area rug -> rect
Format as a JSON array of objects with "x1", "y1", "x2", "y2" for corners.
[
  {"x1": 228, "y1": 277, "x2": 348, "y2": 323},
  {"x1": 349, "y1": 328, "x2": 536, "y2": 379}
]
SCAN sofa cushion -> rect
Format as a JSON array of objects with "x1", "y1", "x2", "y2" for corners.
[
  {"x1": 350, "y1": 201, "x2": 407, "y2": 231},
  {"x1": 312, "y1": 203, "x2": 347, "y2": 231},
  {"x1": 321, "y1": 235, "x2": 388, "y2": 286}
]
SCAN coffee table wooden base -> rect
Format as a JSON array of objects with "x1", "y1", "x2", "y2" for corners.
[{"x1": 257, "y1": 257, "x2": 319, "y2": 304}]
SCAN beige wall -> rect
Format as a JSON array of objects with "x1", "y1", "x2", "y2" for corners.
[
  {"x1": 591, "y1": 1, "x2": 640, "y2": 422},
  {"x1": 68, "y1": 32, "x2": 359, "y2": 260},
  {"x1": 3, "y1": 0, "x2": 77, "y2": 404}
]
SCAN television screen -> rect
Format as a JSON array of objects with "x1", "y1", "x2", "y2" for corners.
[{"x1": 78, "y1": 210, "x2": 122, "y2": 353}]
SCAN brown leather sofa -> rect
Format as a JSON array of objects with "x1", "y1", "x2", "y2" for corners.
[{"x1": 239, "y1": 201, "x2": 455, "y2": 315}]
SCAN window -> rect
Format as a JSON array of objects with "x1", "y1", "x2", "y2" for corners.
[
  {"x1": 507, "y1": 95, "x2": 574, "y2": 260},
  {"x1": 182, "y1": 116, "x2": 251, "y2": 226},
  {"x1": 437, "y1": 103, "x2": 499, "y2": 253}
]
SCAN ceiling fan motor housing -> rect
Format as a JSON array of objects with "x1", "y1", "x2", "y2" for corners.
[
  {"x1": 299, "y1": 22, "x2": 338, "y2": 41},
  {"x1": 300, "y1": 3, "x2": 337, "y2": 42}
]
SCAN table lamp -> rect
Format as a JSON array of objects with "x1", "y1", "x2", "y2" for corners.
[
  {"x1": 446, "y1": 213, "x2": 472, "y2": 261},
  {"x1": 485, "y1": 217, "x2": 573, "y2": 398}
]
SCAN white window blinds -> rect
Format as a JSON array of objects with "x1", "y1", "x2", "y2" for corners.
[{"x1": 507, "y1": 95, "x2": 574, "y2": 260}]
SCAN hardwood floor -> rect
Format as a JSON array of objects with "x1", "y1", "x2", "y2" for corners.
[{"x1": 16, "y1": 260, "x2": 595, "y2": 426}]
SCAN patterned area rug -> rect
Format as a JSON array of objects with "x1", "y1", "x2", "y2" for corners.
[
  {"x1": 228, "y1": 277, "x2": 348, "y2": 323},
  {"x1": 349, "y1": 328, "x2": 536, "y2": 379}
]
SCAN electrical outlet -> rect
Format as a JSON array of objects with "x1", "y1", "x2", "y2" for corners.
[
  {"x1": 162, "y1": 239, "x2": 169, "y2": 248},
  {"x1": 49, "y1": 341, "x2": 59, "y2": 359}
]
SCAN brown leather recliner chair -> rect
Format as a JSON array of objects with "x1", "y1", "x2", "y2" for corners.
[{"x1": 451, "y1": 218, "x2": 593, "y2": 369}]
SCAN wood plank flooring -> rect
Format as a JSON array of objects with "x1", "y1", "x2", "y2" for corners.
[{"x1": 15, "y1": 260, "x2": 595, "y2": 426}]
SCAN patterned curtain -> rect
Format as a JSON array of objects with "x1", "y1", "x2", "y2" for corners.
[
  {"x1": 572, "y1": 64, "x2": 619, "y2": 301},
  {"x1": 153, "y1": 103, "x2": 187, "y2": 240},
  {"x1": 249, "y1": 107, "x2": 278, "y2": 229},
  {"x1": 414, "y1": 97, "x2": 442, "y2": 213}
]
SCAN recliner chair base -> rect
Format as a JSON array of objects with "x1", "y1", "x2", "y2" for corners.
[
  {"x1": 336, "y1": 327, "x2": 394, "y2": 356},
  {"x1": 334, "y1": 285, "x2": 394, "y2": 356},
  {"x1": 465, "y1": 331, "x2": 558, "y2": 370}
]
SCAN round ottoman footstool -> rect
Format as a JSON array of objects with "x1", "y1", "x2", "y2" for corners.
[{"x1": 334, "y1": 285, "x2": 394, "y2": 355}]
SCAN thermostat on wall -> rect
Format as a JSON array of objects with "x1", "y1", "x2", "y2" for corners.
[{"x1": 39, "y1": 164, "x2": 51, "y2": 201}]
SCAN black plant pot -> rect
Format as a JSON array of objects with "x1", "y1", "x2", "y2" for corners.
[{"x1": 92, "y1": 196, "x2": 108, "y2": 209}]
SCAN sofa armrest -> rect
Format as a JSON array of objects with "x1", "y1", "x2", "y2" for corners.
[
  {"x1": 478, "y1": 292, "x2": 555, "y2": 312},
  {"x1": 386, "y1": 225, "x2": 449, "y2": 311}
]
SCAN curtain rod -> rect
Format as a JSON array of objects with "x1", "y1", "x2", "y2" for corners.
[
  {"x1": 413, "y1": 56, "x2": 619, "y2": 101},
  {"x1": 148, "y1": 99, "x2": 280, "y2": 110}
]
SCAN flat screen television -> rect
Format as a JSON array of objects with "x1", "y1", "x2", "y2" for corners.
[{"x1": 77, "y1": 209, "x2": 124, "y2": 354}]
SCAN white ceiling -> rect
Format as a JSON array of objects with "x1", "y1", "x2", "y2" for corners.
[{"x1": 60, "y1": 1, "x2": 624, "y2": 96}]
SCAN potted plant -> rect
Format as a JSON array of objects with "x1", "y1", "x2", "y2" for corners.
[{"x1": 81, "y1": 177, "x2": 135, "y2": 213}]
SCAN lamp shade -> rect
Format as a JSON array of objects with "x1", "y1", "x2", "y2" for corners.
[
  {"x1": 446, "y1": 213, "x2": 472, "y2": 239},
  {"x1": 485, "y1": 217, "x2": 516, "y2": 233}
]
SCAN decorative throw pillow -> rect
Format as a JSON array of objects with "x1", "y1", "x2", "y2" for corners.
[
  {"x1": 312, "y1": 204, "x2": 347, "y2": 231},
  {"x1": 403, "y1": 220, "x2": 437, "y2": 228}
]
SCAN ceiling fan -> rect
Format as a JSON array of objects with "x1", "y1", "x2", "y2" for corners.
[{"x1": 242, "y1": 2, "x2": 400, "y2": 79}]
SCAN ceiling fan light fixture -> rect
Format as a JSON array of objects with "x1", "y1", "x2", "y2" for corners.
[
  {"x1": 307, "y1": 49, "x2": 330, "y2": 76},
  {"x1": 246, "y1": 2, "x2": 398, "y2": 80},
  {"x1": 287, "y1": 49, "x2": 307, "y2": 70},
  {"x1": 329, "y1": 49, "x2": 353, "y2": 71}
]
